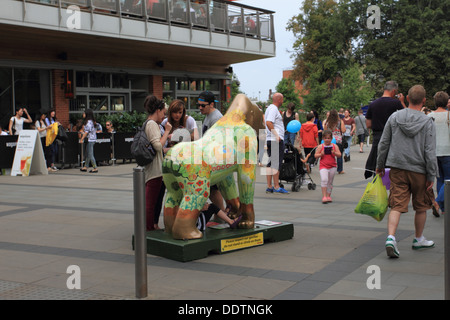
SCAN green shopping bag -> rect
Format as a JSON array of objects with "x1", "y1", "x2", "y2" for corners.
[{"x1": 355, "y1": 174, "x2": 388, "y2": 221}]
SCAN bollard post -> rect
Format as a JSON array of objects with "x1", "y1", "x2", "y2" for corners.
[
  {"x1": 133, "y1": 166, "x2": 147, "y2": 299},
  {"x1": 445, "y1": 181, "x2": 450, "y2": 300}
]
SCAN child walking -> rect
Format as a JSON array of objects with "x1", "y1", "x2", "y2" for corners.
[{"x1": 315, "y1": 129, "x2": 341, "y2": 203}]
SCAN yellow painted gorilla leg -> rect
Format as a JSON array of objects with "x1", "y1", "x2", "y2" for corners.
[
  {"x1": 218, "y1": 174, "x2": 240, "y2": 219},
  {"x1": 236, "y1": 162, "x2": 256, "y2": 229},
  {"x1": 163, "y1": 173, "x2": 183, "y2": 235},
  {"x1": 172, "y1": 194, "x2": 207, "y2": 240}
]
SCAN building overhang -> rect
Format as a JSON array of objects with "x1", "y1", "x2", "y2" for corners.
[{"x1": 0, "y1": 0, "x2": 276, "y2": 75}]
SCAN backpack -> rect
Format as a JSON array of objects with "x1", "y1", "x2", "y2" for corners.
[{"x1": 131, "y1": 120, "x2": 156, "y2": 166}]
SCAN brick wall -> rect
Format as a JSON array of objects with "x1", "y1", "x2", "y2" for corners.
[
  {"x1": 52, "y1": 70, "x2": 70, "y2": 129},
  {"x1": 149, "y1": 75, "x2": 163, "y2": 99}
]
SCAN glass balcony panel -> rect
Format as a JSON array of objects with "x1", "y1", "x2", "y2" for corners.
[
  {"x1": 91, "y1": 0, "x2": 117, "y2": 11},
  {"x1": 121, "y1": 0, "x2": 143, "y2": 16}
]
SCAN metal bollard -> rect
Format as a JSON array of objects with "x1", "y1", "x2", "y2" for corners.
[
  {"x1": 445, "y1": 181, "x2": 450, "y2": 300},
  {"x1": 133, "y1": 167, "x2": 147, "y2": 299}
]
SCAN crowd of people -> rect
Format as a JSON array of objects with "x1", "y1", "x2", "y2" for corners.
[
  {"x1": 3, "y1": 81, "x2": 449, "y2": 261},
  {"x1": 259, "y1": 81, "x2": 450, "y2": 260}
]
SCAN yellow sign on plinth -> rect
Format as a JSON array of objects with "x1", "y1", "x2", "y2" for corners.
[{"x1": 220, "y1": 232, "x2": 264, "y2": 253}]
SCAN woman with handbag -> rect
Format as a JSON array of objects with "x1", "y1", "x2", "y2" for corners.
[
  {"x1": 323, "y1": 109, "x2": 346, "y2": 174},
  {"x1": 142, "y1": 96, "x2": 171, "y2": 231},
  {"x1": 8, "y1": 107, "x2": 32, "y2": 135},
  {"x1": 44, "y1": 109, "x2": 60, "y2": 171}
]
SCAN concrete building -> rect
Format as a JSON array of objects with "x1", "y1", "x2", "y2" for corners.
[{"x1": 0, "y1": 0, "x2": 275, "y2": 129}]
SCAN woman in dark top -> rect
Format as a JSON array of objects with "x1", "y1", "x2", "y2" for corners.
[{"x1": 282, "y1": 102, "x2": 299, "y2": 146}]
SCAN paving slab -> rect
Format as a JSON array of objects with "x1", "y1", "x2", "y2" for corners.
[{"x1": 0, "y1": 144, "x2": 446, "y2": 302}]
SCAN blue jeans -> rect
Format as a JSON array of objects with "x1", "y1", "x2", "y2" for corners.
[
  {"x1": 85, "y1": 141, "x2": 97, "y2": 168},
  {"x1": 344, "y1": 135, "x2": 352, "y2": 157},
  {"x1": 284, "y1": 131, "x2": 296, "y2": 146},
  {"x1": 336, "y1": 143, "x2": 343, "y2": 172}
]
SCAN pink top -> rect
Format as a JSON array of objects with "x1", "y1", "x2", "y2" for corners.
[{"x1": 319, "y1": 144, "x2": 337, "y2": 169}]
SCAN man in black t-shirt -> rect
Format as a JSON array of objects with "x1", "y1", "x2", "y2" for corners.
[{"x1": 364, "y1": 81, "x2": 405, "y2": 178}]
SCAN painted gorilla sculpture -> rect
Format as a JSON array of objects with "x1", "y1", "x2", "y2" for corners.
[{"x1": 162, "y1": 94, "x2": 264, "y2": 239}]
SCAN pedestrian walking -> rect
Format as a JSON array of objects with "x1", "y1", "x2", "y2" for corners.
[
  {"x1": 79, "y1": 109, "x2": 99, "y2": 173},
  {"x1": 376, "y1": 85, "x2": 437, "y2": 258},
  {"x1": 315, "y1": 129, "x2": 341, "y2": 204},
  {"x1": 354, "y1": 109, "x2": 368, "y2": 153},
  {"x1": 428, "y1": 91, "x2": 450, "y2": 216}
]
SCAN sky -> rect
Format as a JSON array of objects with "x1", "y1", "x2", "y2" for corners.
[{"x1": 231, "y1": 0, "x2": 303, "y2": 101}]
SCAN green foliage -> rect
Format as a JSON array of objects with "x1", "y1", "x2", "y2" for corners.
[
  {"x1": 324, "y1": 63, "x2": 375, "y2": 113},
  {"x1": 287, "y1": 0, "x2": 449, "y2": 111},
  {"x1": 274, "y1": 78, "x2": 302, "y2": 111},
  {"x1": 352, "y1": 0, "x2": 450, "y2": 104},
  {"x1": 96, "y1": 111, "x2": 147, "y2": 132}
]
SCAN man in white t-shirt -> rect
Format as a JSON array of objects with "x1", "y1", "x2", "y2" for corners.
[{"x1": 264, "y1": 92, "x2": 288, "y2": 194}]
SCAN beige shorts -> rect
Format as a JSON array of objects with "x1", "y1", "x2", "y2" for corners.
[{"x1": 388, "y1": 168, "x2": 432, "y2": 213}]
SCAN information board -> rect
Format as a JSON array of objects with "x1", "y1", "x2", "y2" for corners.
[{"x1": 11, "y1": 130, "x2": 47, "y2": 176}]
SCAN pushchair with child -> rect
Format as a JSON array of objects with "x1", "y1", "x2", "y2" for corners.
[{"x1": 279, "y1": 143, "x2": 317, "y2": 192}]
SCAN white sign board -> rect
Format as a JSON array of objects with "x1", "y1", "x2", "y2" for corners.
[{"x1": 11, "y1": 130, "x2": 48, "y2": 176}]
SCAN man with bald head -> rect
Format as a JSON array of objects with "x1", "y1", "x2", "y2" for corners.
[{"x1": 264, "y1": 92, "x2": 289, "y2": 194}]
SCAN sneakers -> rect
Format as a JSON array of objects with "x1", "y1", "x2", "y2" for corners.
[
  {"x1": 385, "y1": 236, "x2": 435, "y2": 258},
  {"x1": 412, "y1": 237, "x2": 435, "y2": 250},
  {"x1": 385, "y1": 237, "x2": 400, "y2": 258},
  {"x1": 273, "y1": 187, "x2": 289, "y2": 194},
  {"x1": 266, "y1": 187, "x2": 289, "y2": 194}
]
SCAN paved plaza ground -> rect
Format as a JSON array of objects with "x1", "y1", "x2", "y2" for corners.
[{"x1": 0, "y1": 144, "x2": 446, "y2": 301}]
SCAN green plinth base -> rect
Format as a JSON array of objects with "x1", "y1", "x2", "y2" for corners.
[{"x1": 132, "y1": 221, "x2": 294, "y2": 262}]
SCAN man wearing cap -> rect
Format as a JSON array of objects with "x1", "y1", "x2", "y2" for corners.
[
  {"x1": 198, "y1": 91, "x2": 223, "y2": 136},
  {"x1": 197, "y1": 91, "x2": 226, "y2": 210}
]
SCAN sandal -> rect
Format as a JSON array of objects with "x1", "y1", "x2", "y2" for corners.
[
  {"x1": 89, "y1": 169, "x2": 98, "y2": 173},
  {"x1": 432, "y1": 202, "x2": 441, "y2": 218},
  {"x1": 80, "y1": 168, "x2": 87, "y2": 172}
]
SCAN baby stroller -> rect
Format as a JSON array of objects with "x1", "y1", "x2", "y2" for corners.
[{"x1": 279, "y1": 143, "x2": 316, "y2": 192}]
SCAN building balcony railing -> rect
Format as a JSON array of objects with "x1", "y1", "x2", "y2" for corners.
[{"x1": 14, "y1": 0, "x2": 275, "y2": 41}]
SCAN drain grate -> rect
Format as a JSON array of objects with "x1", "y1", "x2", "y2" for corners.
[{"x1": 0, "y1": 280, "x2": 123, "y2": 300}]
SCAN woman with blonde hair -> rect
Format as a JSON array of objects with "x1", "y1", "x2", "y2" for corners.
[{"x1": 162, "y1": 99, "x2": 199, "y2": 143}]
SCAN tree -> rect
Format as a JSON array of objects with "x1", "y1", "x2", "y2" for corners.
[
  {"x1": 324, "y1": 63, "x2": 375, "y2": 113},
  {"x1": 351, "y1": 0, "x2": 450, "y2": 103},
  {"x1": 287, "y1": 0, "x2": 357, "y2": 111},
  {"x1": 274, "y1": 77, "x2": 301, "y2": 111},
  {"x1": 287, "y1": 0, "x2": 449, "y2": 110}
]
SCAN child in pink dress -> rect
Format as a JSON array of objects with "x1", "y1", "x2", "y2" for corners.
[{"x1": 315, "y1": 129, "x2": 342, "y2": 203}]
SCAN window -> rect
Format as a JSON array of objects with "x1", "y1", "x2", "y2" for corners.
[{"x1": 71, "y1": 71, "x2": 133, "y2": 115}]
